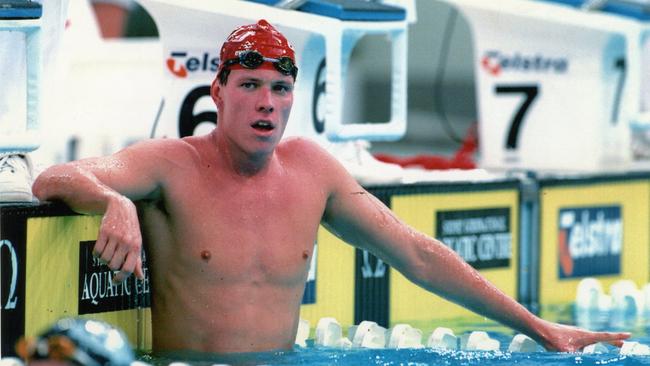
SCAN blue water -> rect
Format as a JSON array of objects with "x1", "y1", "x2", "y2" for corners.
[
  {"x1": 143, "y1": 347, "x2": 650, "y2": 366},
  {"x1": 143, "y1": 343, "x2": 650, "y2": 366},
  {"x1": 141, "y1": 310, "x2": 650, "y2": 366}
]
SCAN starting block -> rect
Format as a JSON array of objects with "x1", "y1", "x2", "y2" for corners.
[
  {"x1": 249, "y1": 0, "x2": 406, "y2": 21},
  {"x1": 443, "y1": 0, "x2": 650, "y2": 172},
  {"x1": 136, "y1": 0, "x2": 413, "y2": 144},
  {"x1": 0, "y1": 1, "x2": 42, "y2": 153}
]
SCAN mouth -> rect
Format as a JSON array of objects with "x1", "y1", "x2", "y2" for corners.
[{"x1": 251, "y1": 120, "x2": 275, "y2": 132}]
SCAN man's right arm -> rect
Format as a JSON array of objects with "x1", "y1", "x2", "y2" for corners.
[{"x1": 32, "y1": 139, "x2": 172, "y2": 282}]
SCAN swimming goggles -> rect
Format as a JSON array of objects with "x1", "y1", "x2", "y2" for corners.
[
  {"x1": 222, "y1": 50, "x2": 298, "y2": 79},
  {"x1": 16, "y1": 335, "x2": 101, "y2": 366}
]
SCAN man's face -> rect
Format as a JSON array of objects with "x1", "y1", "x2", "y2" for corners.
[{"x1": 213, "y1": 68, "x2": 294, "y2": 155}]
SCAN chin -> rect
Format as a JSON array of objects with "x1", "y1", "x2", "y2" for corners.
[{"x1": 249, "y1": 143, "x2": 277, "y2": 156}]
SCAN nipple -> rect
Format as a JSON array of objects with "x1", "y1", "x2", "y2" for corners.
[{"x1": 201, "y1": 250, "x2": 212, "y2": 262}]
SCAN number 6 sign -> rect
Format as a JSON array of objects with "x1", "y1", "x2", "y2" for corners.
[{"x1": 138, "y1": 0, "x2": 410, "y2": 145}]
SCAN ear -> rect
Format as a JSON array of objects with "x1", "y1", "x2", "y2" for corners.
[{"x1": 211, "y1": 77, "x2": 222, "y2": 106}]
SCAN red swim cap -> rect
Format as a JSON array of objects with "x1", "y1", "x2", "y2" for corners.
[{"x1": 218, "y1": 19, "x2": 296, "y2": 77}]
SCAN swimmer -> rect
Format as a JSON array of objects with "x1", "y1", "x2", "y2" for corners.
[
  {"x1": 15, "y1": 317, "x2": 134, "y2": 366},
  {"x1": 32, "y1": 19, "x2": 630, "y2": 354}
]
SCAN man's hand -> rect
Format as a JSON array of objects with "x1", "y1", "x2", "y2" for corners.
[
  {"x1": 93, "y1": 194, "x2": 145, "y2": 283},
  {"x1": 540, "y1": 320, "x2": 630, "y2": 352}
]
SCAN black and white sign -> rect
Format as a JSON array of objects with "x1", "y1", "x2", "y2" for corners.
[
  {"x1": 436, "y1": 208, "x2": 512, "y2": 269},
  {"x1": 78, "y1": 241, "x2": 150, "y2": 314}
]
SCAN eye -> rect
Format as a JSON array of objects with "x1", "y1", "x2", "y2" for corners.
[
  {"x1": 272, "y1": 83, "x2": 292, "y2": 94},
  {"x1": 241, "y1": 81, "x2": 258, "y2": 90}
]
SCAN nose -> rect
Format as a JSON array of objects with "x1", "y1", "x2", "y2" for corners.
[{"x1": 256, "y1": 87, "x2": 274, "y2": 114}]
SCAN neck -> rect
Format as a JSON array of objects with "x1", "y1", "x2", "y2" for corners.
[{"x1": 210, "y1": 130, "x2": 273, "y2": 177}]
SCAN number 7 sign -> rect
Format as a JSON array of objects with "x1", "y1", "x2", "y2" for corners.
[
  {"x1": 449, "y1": 0, "x2": 638, "y2": 171},
  {"x1": 494, "y1": 84, "x2": 539, "y2": 150}
]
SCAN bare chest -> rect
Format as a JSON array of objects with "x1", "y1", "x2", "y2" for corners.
[{"x1": 145, "y1": 170, "x2": 327, "y2": 285}]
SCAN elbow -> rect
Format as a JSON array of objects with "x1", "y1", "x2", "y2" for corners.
[
  {"x1": 407, "y1": 258, "x2": 431, "y2": 285},
  {"x1": 31, "y1": 172, "x2": 49, "y2": 201},
  {"x1": 406, "y1": 240, "x2": 448, "y2": 287},
  {"x1": 31, "y1": 164, "x2": 66, "y2": 202}
]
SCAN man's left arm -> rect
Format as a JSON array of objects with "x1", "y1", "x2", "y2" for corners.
[{"x1": 319, "y1": 151, "x2": 628, "y2": 352}]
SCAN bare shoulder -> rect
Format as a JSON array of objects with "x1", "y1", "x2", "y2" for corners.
[
  {"x1": 277, "y1": 137, "x2": 338, "y2": 168},
  {"x1": 116, "y1": 137, "x2": 202, "y2": 168},
  {"x1": 276, "y1": 137, "x2": 357, "y2": 190},
  {"x1": 278, "y1": 136, "x2": 322, "y2": 152},
  {"x1": 121, "y1": 137, "x2": 198, "y2": 156}
]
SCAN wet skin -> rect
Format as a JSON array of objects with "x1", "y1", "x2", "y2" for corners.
[{"x1": 33, "y1": 68, "x2": 630, "y2": 353}]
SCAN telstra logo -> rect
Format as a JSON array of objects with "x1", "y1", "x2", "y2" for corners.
[
  {"x1": 481, "y1": 50, "x2": 569, "y2": 76},
  {"x1": 166, "y1": 51, "x2": 220, "y2": 78}
]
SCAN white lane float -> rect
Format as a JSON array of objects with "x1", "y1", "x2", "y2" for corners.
[
  {"x1": 348, "y1": 321, "x2": 386, "y2": 349},
  {"x1": 508, "y1": 334, "x2": 538, "y2": 353},
  {"x1": 460, "y1": 331, "x2": 500, "y2": 351},
  {"x1": 583, "y1": 342, "x2": 609, "y2": 354},
  {"x1": 620, "y1": 341, "x2": 650, "y2": 356},
  {"x1": 385, "y1": 324, "x2": 423, "y2": 349},
  {"x1": 295, "y1": 318, "x2": 310, "y2": 348},
  {"x1": 315, "y1": 317, "x2": 351, "y2": 347},
  {"x1": 426, "y1": 327, "x2": 458, "y2": 350}
]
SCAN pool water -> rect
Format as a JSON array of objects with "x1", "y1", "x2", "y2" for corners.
[
  {"x1": 143, "y1": 341, "x2": 650, "y2": 366},
  {"x1": 140, "y1": 309, "x2": 650, "y2": 366}
]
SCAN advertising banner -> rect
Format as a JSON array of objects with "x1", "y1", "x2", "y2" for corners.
[
  {"x1": 557, "y1": 206, "x2": 622, "y2": 279},
  {"x1": 1, "y1": 214, "x2": 27, "y2": 357},
  {"x1": 539, "y1": 179, "x2": 649, "y2": 308},
  {"x1": 436, "y1": 208, "x2": 512, "y2": 270},
  {"x1": 388, "y1": 184, "x2": 519, "y2": 324},
  {"x1": 78, "y1": 241, "x2": 151, "y2": 315}
]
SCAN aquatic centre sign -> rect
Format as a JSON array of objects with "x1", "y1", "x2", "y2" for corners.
[
  {"x1": 436, "y1": 208, "x2": 512, "y2": 269},
  {"x1": 78, "y1": 241, "x2": 151, "y2": 314}
]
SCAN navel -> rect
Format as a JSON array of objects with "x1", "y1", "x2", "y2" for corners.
[
  {"x1": 302, "y1": 250, "x2": 309, "y2": 260},
  {"x1": 201, "y1": 250, "x2": 212, "y2": 262}
]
